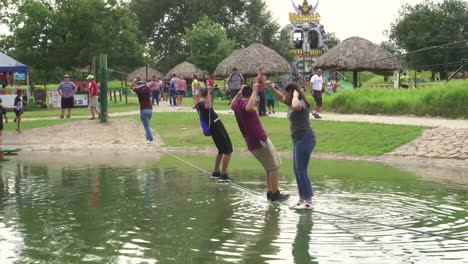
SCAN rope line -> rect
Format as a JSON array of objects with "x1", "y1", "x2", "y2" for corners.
[{"x1": 162, "y1": 150, "x2": 468, "y2": 243}]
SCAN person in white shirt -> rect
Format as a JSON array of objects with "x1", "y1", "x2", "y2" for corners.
[{"x1": 310, "y1": 69, "x2": 324, "y2": 119}]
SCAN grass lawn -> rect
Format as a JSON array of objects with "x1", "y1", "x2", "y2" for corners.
[
  {"x1": 139, "y1": 112, "x2": 426, "y2": 156},
  {"x1": 8, "y1": 110, "x2": 426, "y2": 156},
  {"x1": 2, "y1": 118, "x2": 85, "y2": 132}
]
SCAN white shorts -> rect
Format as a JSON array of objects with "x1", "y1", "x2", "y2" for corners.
[{"x1": 88, "y1": 96, "x2": 99, "y2": 109}]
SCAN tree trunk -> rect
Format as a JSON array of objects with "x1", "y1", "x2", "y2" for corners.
[{"x1": 353, "y1": 71, "x2": 358, "y2": 88}]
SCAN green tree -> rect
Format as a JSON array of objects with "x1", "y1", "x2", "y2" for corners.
[
  {"x1": 327, "y1": 32, "x2": 341, "y2": 49},
  {"x1": 389, "y1": 0, "x2": 468, "y2": 77},
  {"x1": 186, "y1": 16, "x2": 234, "y2": 74},
  {"x1": 130, "y1": 0, "x2": 287, "y2": 72},
  {"x1": 0, "y1": 0, "x2": 144, "y2": 85}
]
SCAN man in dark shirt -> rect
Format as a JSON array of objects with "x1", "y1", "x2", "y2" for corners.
[
  {"x1": 195, "y1": 87, "x2": 233, "y2": 182},
  {"x1": 130, "y1": 77, "x2": 154, "y2": 144}
]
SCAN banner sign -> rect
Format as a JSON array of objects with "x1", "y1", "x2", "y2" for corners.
[
  {"x1": 49, "y1": 90, "x2": 88, "y2": 108},
  {"x1": 14, "y1": 73, "x2": 26, "y2": 80}
]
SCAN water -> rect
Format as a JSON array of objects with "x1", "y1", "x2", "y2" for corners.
[{"x1": 0, "y1": 153, "x2": 467, "y2": 263}]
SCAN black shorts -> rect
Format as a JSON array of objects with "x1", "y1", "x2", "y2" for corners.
[
  {"x1": 61, "y1": 96, "x2": 74, "y2": 109},
  {"x1": 229, "y1": 89, "x2": 240, "y2": 100},
  {"x1": 210, "y1": 121, "x2": 233, "y2": 155},
  {"x1": 313, "y1": 90, "x2": 322, "y2": 107},
  {"x1": 267, "y1": 100, "x2": 275, "y2": 107},
  {"x1": 14, "y1": 109, "x2": 23, "y2": 117},
  {"x1": 176, "y1": 91, "x2": 185, "y2": 96}
]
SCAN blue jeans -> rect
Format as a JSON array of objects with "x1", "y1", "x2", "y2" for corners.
[
  {"x1": 293, "y1": 132, "x2": 316, "y2": 198},
  {"x1": 151, "y1": 90, "x2": 160, "y2": 106},
  {"x1": 170, "y1": 90, "x2": 176, "y2": 106},
  {"x1": 140, "y1": 109, "x2": 153, "y2": 141}
]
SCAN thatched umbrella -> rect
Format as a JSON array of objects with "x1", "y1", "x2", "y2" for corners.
[
  {"x1": 167, "y1": 62, "x2": 208, "y2": 79},
  {"x1": 214, "y1": 43, "x2": 292, "y2": 78},
  {"x1": 126, "y1": 66, "x2": 164, "y2": 81},
  {"x1": 316, "y1": 36, "x2": 401, "y2": 88}
]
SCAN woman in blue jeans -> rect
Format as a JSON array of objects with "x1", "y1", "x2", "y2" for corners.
[{"x1": 268, "y1": 82, "x2": 316, "y2": 209}]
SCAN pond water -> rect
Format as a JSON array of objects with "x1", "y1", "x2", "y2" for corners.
[{"x1": 0, "y1": 153, "x2": 467, "y2": 264}]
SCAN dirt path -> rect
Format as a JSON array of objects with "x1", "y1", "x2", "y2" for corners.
[{"x1": 4, "y1": 119, "x2": 163, "y2": 152}]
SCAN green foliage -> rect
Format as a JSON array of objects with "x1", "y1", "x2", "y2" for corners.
[
  {"x1": 323, "y1": 80, "x2": 468, "y2": 118},
  {"x1": 130, "y1": 0, "x2": 287, "y2": 72},
  {"x1": 186, "y1": 16, "x2": 235, "y2": 74},
  {"x1": 1, "y1": 0, "x2": 144, "y2": 85},
  {"x1": 327, "y1": 32, "x2": 341, "y2": 49},
  {"x1": 389, "y1": 0, "x2": 468, "y2": 73},
  {"x1": 149, "y1": 112, "x2": 425, "y2": 156}
]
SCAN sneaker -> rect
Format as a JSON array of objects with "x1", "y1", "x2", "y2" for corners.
[
  {"x1": 294, "y1": 201, "x2": 313, "y2": 210},
  {"x1": 66, "y1": 115, "x2": 71, "y2": 119},
  {"x1": 219, "y1": 174, "x2": 233, "y2": 183},
  {"x1": 266, "y1": 192, "x2": 272, "y2": 201},
  {"x1": 312, "y1": 113, "x2": 322, "y2": 119},
  {"x1": 270, "y1": 191, "x2": 290, "y2": 202},
  {"x1": 290, "y1": 199, "x2": 305, "y2": 209},
  {"x1": 211, "y1": 172, "x2": 221, "y2": 179},
  {"x1": 60, "y1": 115, "x2": 64, "y2": 119},
  {"x1": 144, "y1": 140, "x2": 153, "y2": 144}
]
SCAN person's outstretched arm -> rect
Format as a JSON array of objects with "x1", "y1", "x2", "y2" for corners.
[
  {"x1": 230, "y1": 85, "x2": 244, "y2": 110},
  {"x1": 245, "y1": 84, "x2": 258, "y2": 112},
  {"x1": 268, "y1": 82, "x2": 285, "y2": 104}
]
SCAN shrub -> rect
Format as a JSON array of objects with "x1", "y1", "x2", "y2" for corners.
[{"x1": 325, "y1": 81, "x2": 468, "y2": 118}]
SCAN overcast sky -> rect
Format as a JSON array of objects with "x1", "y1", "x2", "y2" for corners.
[{"x1": 264, "y1": 0, "x2": 442, "y2": 44}]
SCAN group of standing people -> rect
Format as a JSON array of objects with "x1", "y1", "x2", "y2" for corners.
[{"x1": 129, "y1": 65, "x2": 317, "y2": 209}]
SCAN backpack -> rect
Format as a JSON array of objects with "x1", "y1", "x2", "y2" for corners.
[
  {"x1": 197, "y1": 106, "x2": 211, "y2": 136},
  {"x1": 228, "y1": 73, "x2": 244, "y2": 84}
]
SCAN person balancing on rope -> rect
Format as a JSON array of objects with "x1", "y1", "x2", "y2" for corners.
[
  {"x1": 231, "y1": 84, "x2": 290, "y2": 202},
  {"x1": 195, "y1": 86, "x2": 233, "y2": 182}
]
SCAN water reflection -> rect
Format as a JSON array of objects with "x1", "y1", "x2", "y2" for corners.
[{"x1": 0, "y1": 154, "x2": 466, "y2": 263}]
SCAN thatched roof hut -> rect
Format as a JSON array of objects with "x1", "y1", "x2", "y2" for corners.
[
  {"x1": 316, "y1": 36, "x2": 401, "y2": 87},
  {"x1": 126, "y1": 67, "x2": 164, "y2": 82},
  {"x1": 214, "y1": 43, "x2": 292, "y2": 78},
  {"x1": 167, "y1": 62, "x2": 208, "y2": 79}
]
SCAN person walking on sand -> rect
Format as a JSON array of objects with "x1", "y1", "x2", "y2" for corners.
[
  {"x1": 86, "y1": 75, "x2": 101, "y2": 120},
  {"x1": 255, "y1": 68, "x2": 268, "y2": 116},
  {"x1": 57, "y1": 74, "x2": 78, "y2": 119},
  {"x1": 231, "y1": 84, "x2": 290, "y2": 202},
  {"x1": 13, "y1": 89, "x2": 23, "y2": 132},
  {"x1": 269, "y1": 82, "x2": 316, "y2": 209},
  {"x1": 195, "y1": 86, "x2": 233, "y2": 182},
  {"x1": 130, "y1": 77, "x2": 154, "y2": 144},
  {"x1": 176, "y1": 74, "x2": 186, "y2": 109},
  {"x1": 310, "y1": 69, "x2": 324, "y2": 119},
  {"x1": 0, "y1": 98, "x2": 8, "y2": 151},
  {"x1": 149, "y1": 76, "x2": 160, "y2": 106},
  {"x1": 191, "y1": 74, "x2": 201, "y2": 105},
  {"x1": 227, "y1": 67, "x2": 244, "y2": 113},
  {"x1": 169, "y1": 74, "x2": 178, "y2": 106}
]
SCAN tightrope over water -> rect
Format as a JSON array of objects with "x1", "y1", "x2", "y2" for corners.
[{"x1": 162, "y1": 150, "x2": 468, "y2": 243}]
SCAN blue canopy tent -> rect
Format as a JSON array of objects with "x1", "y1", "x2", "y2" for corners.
[
  {"x1": 0, "y1": 51, "x2": 29, "y2": 73},
  {"x1": 0, "y1": 51, "x2": 30, "y2": 106}
]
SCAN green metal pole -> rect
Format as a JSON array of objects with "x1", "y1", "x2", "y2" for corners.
[{"x1": 99, "y1": 54, "x2": 108, "y2": 122}]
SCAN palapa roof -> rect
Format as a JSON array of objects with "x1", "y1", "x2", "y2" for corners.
[
  {"x1": 126, "y1": 67, "x2": 164, "y2": 81},
  {"x1": 167, "y1": 62, "x2": 208, "y2": 79},
  {"x1": 214, "y1": 43, "x2": 292, "y2": 78},
  {"x1": 316, "y1": 37, "x2": 401, "y2": 72}
]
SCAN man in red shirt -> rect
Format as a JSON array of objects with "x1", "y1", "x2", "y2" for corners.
[
  {"x1": 255, "y1": 68, "x2": 267, "y2": 116},
  {"x1": 86, "y1": 75, "x2": 101, "y2": 120}
]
